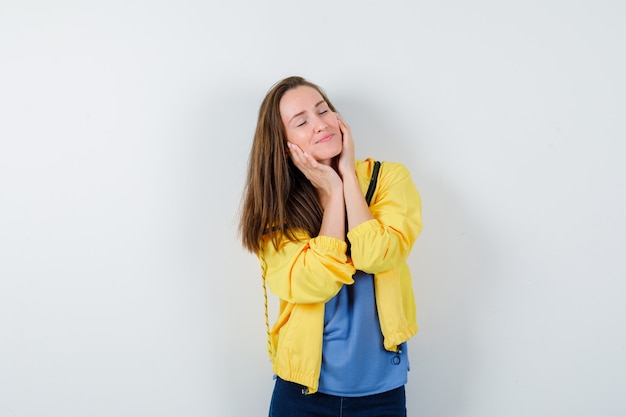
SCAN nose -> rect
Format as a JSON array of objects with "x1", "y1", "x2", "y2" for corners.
[{"x1": 314, "y1": 114, "x2": 327, "y2": 132}]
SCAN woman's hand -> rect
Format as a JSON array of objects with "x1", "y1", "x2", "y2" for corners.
[
  {"x1": 336, "y1": 113, "x2": 356, "y2": 179},
  {"x1": 287, "y1": 142, "x2": 343, "y2": 207}
]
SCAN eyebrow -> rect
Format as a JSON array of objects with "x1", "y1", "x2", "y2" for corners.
[{"x1": 289, "y1": 100, "x2": 327, "y2": 123}]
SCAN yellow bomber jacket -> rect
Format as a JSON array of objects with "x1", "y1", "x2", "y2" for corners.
[{"x1": 258, "y1": 159, "x2": 423, "y2": 394}]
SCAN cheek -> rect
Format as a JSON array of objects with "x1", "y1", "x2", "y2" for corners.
[
  {"x1": 286, "y1": 130, "x2": 309, "y2": 149},
  {"x1": 328, "y1": 117, "x2": 340, "y2": 130},
  {"x1": 284, "y1": 128, "x2": 298, "y2": 143}
]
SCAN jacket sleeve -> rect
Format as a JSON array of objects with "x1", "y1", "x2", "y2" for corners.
[
  {"x1": 259, "y1": 230, "x2": 356, "y2": 304},
  {"x1": 348, "y1": 162, "x2": 422, "y2": 273}
]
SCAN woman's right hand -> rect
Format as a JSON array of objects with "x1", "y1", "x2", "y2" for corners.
[{"x1": 287, "y1": 142, "x2": 343, "y2": 206}]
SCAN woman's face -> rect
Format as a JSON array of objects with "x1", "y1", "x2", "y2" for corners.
[{"x1": 279, "y1": 86, "x2": 342, "y2": 166}]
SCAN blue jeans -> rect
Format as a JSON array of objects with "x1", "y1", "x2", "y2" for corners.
[{"x1": 268, "y1": 377, "x2": 407, "y2": 417}]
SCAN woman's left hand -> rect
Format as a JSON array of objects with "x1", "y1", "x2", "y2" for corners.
[{"x1": 336, "y1": 113, "x2": 356, "y2": 178}]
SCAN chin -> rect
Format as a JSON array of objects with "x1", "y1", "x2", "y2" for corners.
[{"x1": 316, "y1": 149, "x2": 342, "y2": 162}]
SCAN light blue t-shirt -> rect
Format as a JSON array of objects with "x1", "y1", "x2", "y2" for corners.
[{"x1": 318, "y1": 270, "x2": 409, "y2": 396}]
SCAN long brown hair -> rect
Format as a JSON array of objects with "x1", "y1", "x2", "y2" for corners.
[{"x1": 239, "y1": 76, "x2": 338, "y2": 253}]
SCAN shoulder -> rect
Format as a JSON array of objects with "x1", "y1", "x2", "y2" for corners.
[{"x1": 356, "y1": 158, "x2": 411, "y2": 183}]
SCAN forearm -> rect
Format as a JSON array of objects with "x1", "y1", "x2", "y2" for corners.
[
  {"x1": 343, "y1": 172, "x2": 373, "y2": 231},
  {"x1": 318, "y1": 186, "x2": 346, "y2": 240},
  {"x1": 261, "y1": 232, "x2": 356, "y2": 304}
]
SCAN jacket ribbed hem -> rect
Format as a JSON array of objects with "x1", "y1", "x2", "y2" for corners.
[{"x1": 272, "y1": 364, "x2": 319, "y2": 394}]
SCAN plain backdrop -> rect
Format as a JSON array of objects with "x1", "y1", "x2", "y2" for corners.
[{"x1": 1, "y1": 1, "x2": 625, "y2": 416}]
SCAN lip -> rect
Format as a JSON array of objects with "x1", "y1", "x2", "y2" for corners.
[{"x1": 315, "y1": 133, "x2": 334, "y2": 144}]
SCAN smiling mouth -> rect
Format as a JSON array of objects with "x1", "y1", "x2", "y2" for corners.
[{"x1": 315, "y1": 134, "x2": 334, "y2": 144}]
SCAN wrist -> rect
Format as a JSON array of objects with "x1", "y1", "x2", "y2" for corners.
[
  {"x1": 338, "y1": 158, "x2": 355, "y2": 179},
  {"x1": 319, "y1": 184, "x2": 344, "y2": 209},
  {"x1": 341, "y1": 171, "x2": 359, "y2": 190}
]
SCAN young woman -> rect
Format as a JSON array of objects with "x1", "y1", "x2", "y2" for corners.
[{"x1": 240, "y1": 76, "x2": 422, "y2": 417}]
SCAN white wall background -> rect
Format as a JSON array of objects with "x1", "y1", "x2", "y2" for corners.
[{"x1": 1, "y1": 1, "x2": 625, "y2": 416}]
